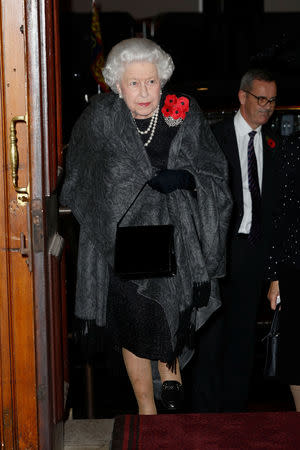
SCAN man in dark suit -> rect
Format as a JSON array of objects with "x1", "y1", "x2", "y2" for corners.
[{"x1": 190, "y1": 69, "x2": 278, "y2": 412}]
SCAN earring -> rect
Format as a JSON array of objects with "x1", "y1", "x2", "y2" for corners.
[{"x1": 118, "y1": 91, "x2": 123, "y2": 99}]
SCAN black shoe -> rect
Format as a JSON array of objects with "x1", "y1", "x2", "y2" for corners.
[{"x1": 161, "y1": 381, "x2": 184, "y2": 411}]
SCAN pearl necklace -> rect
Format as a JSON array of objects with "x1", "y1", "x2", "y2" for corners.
[{"x1": 134, "y1": 107, "x2": 159, "y2": 147}]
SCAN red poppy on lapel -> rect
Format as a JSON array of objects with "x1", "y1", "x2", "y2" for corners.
[
  {"x1": 265, "y1": 135, "x2": 277, "y2": 150},
  {"x1": 164, "y1": 94, "x2": 177, "y2": 108},
  {"x1": 177, "y1": 96, "x2": 189, "y2": 111},
  {"x1": 162, "y1": 94, "x2": 190, "y2": 126}
]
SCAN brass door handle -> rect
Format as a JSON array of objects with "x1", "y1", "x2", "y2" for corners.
[{"x1": 9, "y1": 114, "x2": 30, "y2": 203}]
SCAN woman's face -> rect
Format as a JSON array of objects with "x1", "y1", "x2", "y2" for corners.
[{"x1": 117, "y1": 62, "x2": 161, "y2": 119}]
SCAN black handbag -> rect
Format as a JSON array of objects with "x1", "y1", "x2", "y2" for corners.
[
  {"x1": 262, "y1": 304, "x2": 280, "y2": 379},
  {"x1": 114, "y1": 182, "x2": 176, "y2": 279}
]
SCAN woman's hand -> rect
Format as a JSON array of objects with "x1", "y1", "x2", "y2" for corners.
[
  {"x1": 267, "y1": 280, "x2": 280, "y2": 310},
  {"x1": 148, "y1": 169, "x2": 195, "y2": 194}
]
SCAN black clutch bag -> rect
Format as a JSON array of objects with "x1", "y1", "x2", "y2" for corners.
[
  {"x1": 114, "y1": 182, "x2": 176, "y2": 280},
  {"x1": 262, "y1": 304, "x2": 280, "y2": 379}
]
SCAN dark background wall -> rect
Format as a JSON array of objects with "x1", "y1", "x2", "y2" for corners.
[
  {"x1": 64, "y1": 0, "x2": 201, "y2": 16},
  {"x1": 60, "y1": 0, "x2": 300, "y2": 140},
  {"x1": 64, "y1": 0, "x2": 300, "y2": 15}
]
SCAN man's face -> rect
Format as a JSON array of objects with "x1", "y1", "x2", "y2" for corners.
[{"x1": 238, "y1": 79, "x2": 277, "y2": 129}]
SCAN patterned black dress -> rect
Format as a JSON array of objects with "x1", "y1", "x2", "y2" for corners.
[{"x1": 266, "y1": 133, "x2": 300, "y2": 384}]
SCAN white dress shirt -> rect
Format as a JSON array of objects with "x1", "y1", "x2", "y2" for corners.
[{"x1": 234, "y1": 110, "x2": 263, "y2": 234}]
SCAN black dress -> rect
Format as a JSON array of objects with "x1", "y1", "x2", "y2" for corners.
[
  {"x1": 266, "y1": 133, "x2": 300, "y2": 384},
  {"x1": 107, "y1": 101, "x2": 179, "y2": 365}
]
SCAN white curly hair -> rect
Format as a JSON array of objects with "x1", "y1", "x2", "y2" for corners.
[{"x1": 102, "y1": 38, "x2": 175, "y2": 93}]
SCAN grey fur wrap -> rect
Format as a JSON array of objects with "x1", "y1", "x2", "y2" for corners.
[{"x1": 60, "y1": 92, "x2": 232, "y2": 369}]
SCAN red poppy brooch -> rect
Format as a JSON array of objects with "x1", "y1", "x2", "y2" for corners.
[
  {"x1": 162, "y1": 94, "x2": 190, "y2": 127},
  {"x1": 265, "y1": 135, "x2": 277, "y2": 149}
]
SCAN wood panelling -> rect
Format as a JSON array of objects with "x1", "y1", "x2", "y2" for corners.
[
  {"x1": 0, "y1": 27, "x2": 15, "y2": 446},
  {"x1": 0, "y1": 0, "x2": 38, "y2": 447},
  {"x1": 0, "y1": 0, "x2": 65, "y2": 448}
]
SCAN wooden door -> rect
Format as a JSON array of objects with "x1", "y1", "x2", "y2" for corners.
[{"x1": 0, "y1": 0, "x2": 65, "y2": 448}]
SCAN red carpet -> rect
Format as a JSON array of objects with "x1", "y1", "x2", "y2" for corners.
[{"x1": 111, "y1": 412, "x2": 300, "y2": 449}]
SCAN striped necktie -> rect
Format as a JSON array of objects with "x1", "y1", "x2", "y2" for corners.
[{"x1": 248, "y1": 130, "x2": 261, "y2": 245}]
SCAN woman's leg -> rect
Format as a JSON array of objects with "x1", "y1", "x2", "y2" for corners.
[
  {"x1": 122, "y1": 348, "x2": 157, "y2": 415},
  {"x1": 290, "y1": 385, "x2": 300, "y2": 411},
  {"x1": 158, "y1": 359, "x2": 182, "y2": 383}
]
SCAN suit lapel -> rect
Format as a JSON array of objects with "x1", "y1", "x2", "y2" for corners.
[
  {"x1": 222, "y1": 120, "x2": 244, "y2": 210},
  {"x1": 224, "y1": 120, "x2": 241, "y2": 171}
]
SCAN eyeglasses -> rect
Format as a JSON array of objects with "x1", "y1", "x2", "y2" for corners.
[{"x1": 243, "y1": 90, "x2": 277, "y2": 107}]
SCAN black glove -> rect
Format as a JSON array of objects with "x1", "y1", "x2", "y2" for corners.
[
  {"x1": 193, "y1": 281, "x2": 211, "y2": 308},
  {"x1": 148, "y1": 169, "x2": 195, "y2": 194}
]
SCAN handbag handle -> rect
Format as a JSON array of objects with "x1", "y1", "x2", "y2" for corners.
[
  {"x1": 269, "y1": 304, "x2": 280, "y2": 335},
  {"x1": 117, "y1": 181, "x2": 148, "y2": 227},
  {"x1": 262, "y1": 304, "x2": 280, "y2": 342}
]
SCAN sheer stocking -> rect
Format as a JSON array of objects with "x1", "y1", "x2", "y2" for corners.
[
  {"x1": 290, "y1": 385, "x2": 300, "y2": 412},
  {"x1": 122, "y1": 348, "x2": 157, "y2": 415},
  {"x1": 158, "y1": 359, "x2": 182, "y2": 384}
]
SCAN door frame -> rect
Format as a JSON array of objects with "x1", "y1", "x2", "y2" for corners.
[{"x1": 0, "y1": 0, "x2": 65, "y2": 448}]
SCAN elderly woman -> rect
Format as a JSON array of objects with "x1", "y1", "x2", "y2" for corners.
[{"x1": 60, "y1": 38, "x2": 231, "y2": 415}]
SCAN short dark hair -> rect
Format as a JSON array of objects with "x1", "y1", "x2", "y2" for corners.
[{"x1": 240, "y1": 69, "x2": 275, "y2": 91}]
